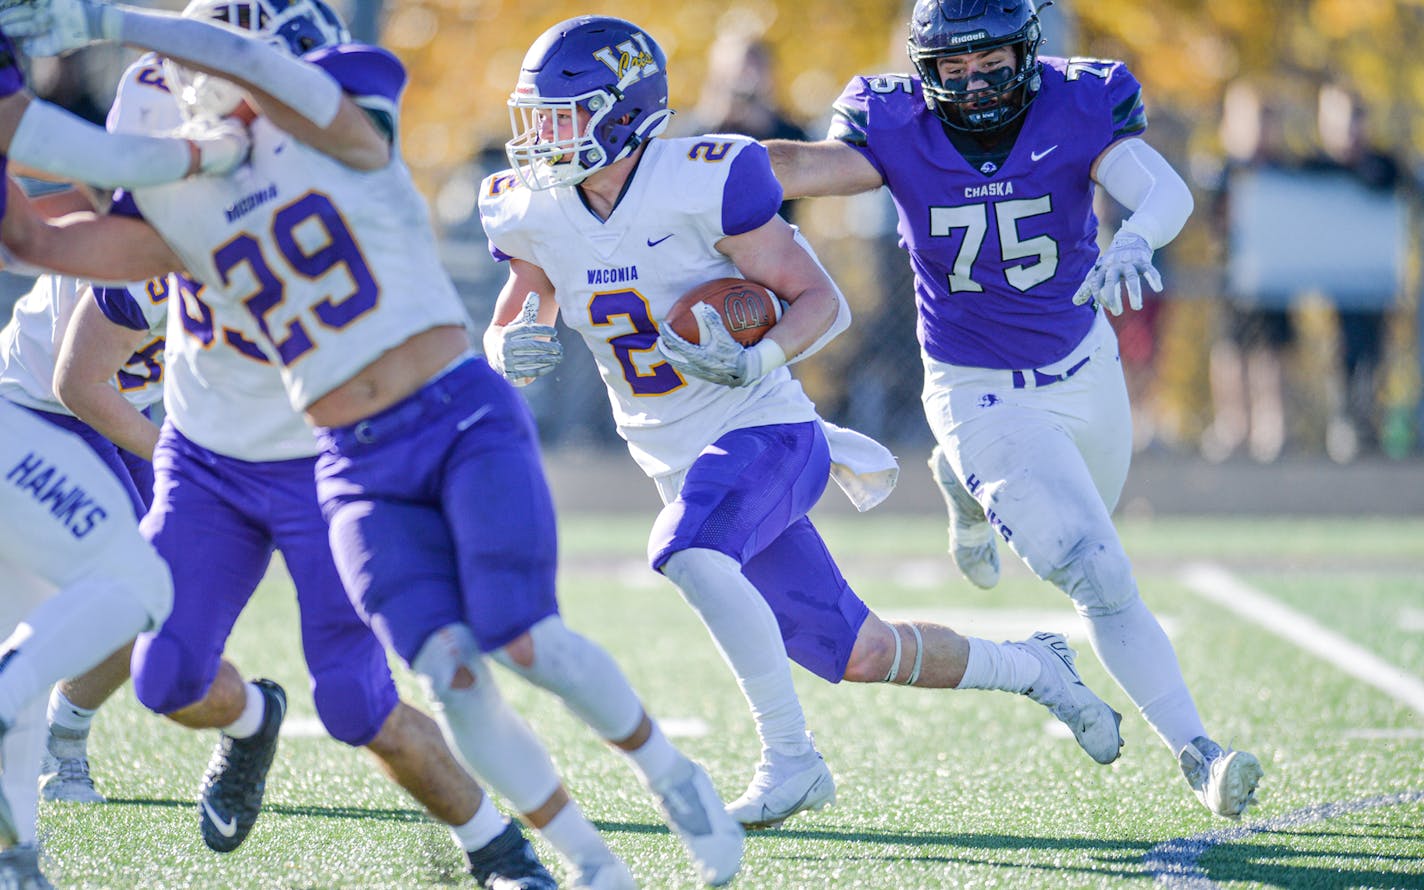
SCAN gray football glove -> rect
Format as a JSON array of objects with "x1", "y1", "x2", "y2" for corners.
[
  {"x1": 656, "y1": 301, "x2": 762, "y2": 387},
  {"x1": 0, "y1": 0, "x2": 118, "y2": 56},
  {"x1": 494, "y1": 292, "x2": 562, "y2": 383},
  {"x1": 1071, "y1": 231, "x2": 1162, "y2": 316}
]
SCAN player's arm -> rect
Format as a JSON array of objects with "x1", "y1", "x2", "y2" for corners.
[
  {"x1": 0, "y1": 87, "x2": 245, "y2": 186},
  {"x1": 717, "y1": 215, "x2": 847, "y2": 366},
  {"x1": 2, "y1": 179, "x2": 185, "y2": 281},
  {"x1": 1091, "y1": 137, "x2": 1194, "y2": 249},
  {"x1": 38, "y1": 4, "x2": 391, "y2": 170},
  {"x1": 54, "y1": 288, "x2": 160, "y2": 461},
  {"x1": 763, "y1": 139, "x2": 884, "y2": 199},
  {"x1": 483, "y1": 258, "x2": 562, "y2": 385},
  {"x1": 1071, "y1": 137, "x2": 1196, "y2": 316}
]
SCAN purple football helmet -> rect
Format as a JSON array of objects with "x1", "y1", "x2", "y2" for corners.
[
  {"x1": 506, "y1": 16, "x2": 674, "y2": 190},
  {"x1": 908, "y1": 0, "x2": 1045, "y2": 132}
]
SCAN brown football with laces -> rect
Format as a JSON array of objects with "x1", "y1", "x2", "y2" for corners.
[{"x1": 664, "y1": 278, "x2": 782, "y2": 346}]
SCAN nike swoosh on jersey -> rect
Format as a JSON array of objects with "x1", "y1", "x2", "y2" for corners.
[
  {"x1": 456, "y1": 405, "x2": 492, "y2": 431},
  {"x1": 646, "y1": 234, "x2": 674, "y2": 247},
  {"x1": 1030, "y1": 145, "x2": 1059, "y2": 162},
  {"x1": 202, "y1": 799, "x2": 238, "y2": 838}
]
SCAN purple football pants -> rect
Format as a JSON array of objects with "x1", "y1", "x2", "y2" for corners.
[
  {"x1": 649, "y1": 421, "x2": 870, "y2": 682},
  {"x1": 134, "y1": 421, "x2": 397, "y2": 746},
  {"x1": 23, "y1": 406, "x2": 153, "y2": 517},
  {"x1": 314, "y1": 357, "x2": 560, "y2": 667}
]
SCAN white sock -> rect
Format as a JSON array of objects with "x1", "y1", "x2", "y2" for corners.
[
  {"x1": 538, "y1": 799, "x2": 614, "y2": 871},
  {"x1": 0, "y1": 579, "x2": 150, "y2": 727},
  {"x1": 451, "y1": 793, "x2": 508, "y2": 852},
  {"x1": 957, "y1": 637, "x2": 1042, "y2": 693},
  {"x1": 626, "y1": 720, "x2": 683, "y2": 790},
  {"x1": 221, "y1": 682, "x2": 267, "y2": 739},
  {"x1": 1083, "y1": 598, "x2": 1207, "y2": 752},
  {"x1": 48, "y1": 688, "x2": 96, "y2": 735},
  {"x1": 662, "y1": 548, "x2": 809, "y2": 757}
]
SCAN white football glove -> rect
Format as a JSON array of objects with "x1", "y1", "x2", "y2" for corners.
[
  {"x1": 493, "y1": 292, "x2": 562, "y2": 384},
  {"x1": 656, "y1": 301, "x2": 769, "y2": 388},
  {"x1": 1071, "y1": 231, "x2": 1162, "y2": 316},
  {"x1": 176, "y1": 116, "x2": 251, "y2": 176},
  {"x1": 0, "y1": 0, "x2": 121, "y2": 56}
]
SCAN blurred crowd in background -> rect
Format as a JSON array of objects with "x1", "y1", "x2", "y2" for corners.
[{"x1": 11, "y1": 0, "x2": 1423, "y2": 464}]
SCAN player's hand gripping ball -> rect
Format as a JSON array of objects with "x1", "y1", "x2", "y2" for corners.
[{"x1": 665, "y1": 278, "x2": 781, "y2": 346}]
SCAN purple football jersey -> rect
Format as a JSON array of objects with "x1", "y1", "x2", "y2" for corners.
[{"x1": 830, "y1": 57, "x2": 1147, "y2": 369}]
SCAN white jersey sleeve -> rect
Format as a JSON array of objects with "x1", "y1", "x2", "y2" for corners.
[
  {"x1": 480, "y1": 136, "x2": 819, "y2": 477},
  {"x1": 109, "y1": 56, "x2": 321, "y2": 460}
]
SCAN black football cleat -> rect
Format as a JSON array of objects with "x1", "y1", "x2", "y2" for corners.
[
  {"x1": 198, "y1": 678, "x2": 286, "y2": 853},
  {"x1": 465, "y1": 821, "x2": 557, "y2": 890}
]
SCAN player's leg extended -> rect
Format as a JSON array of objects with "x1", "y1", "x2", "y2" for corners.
[
  {"x1": 650, "y1": 422, "x2": 842, "y2": 829},
  {"x1": 273, "y1": 488, "x2": 551, "y2": 887},
  {"x1": 0, "y1": 403, "x2": 173, "y2": 847},
  {"x1": 31, "y1": 415, "x2": 154, "y2": 803},
  {"x1": 950, "y1": 376, "x2": 1260, "y2": 815},
  {"x1": 428, "y1": 364, "x2": 740, "y2": 885},
  {"x1": 316, "y1": 372, "x2": 624, "y2": 888},
  {"x1": 1067, "y1": 347, "x2": 1262, "y2": 816},
  {"x1": 133, "y1": 430, "x2": 293, "y2": 852}
]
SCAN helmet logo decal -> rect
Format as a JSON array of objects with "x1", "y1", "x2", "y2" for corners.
[{"x1": 593, "y1": 32, "x2": 659, "y2": 83}]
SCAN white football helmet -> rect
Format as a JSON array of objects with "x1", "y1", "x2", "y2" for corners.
[{"x1": 164, "y1": 0, "x2": 351, "y2": 121}]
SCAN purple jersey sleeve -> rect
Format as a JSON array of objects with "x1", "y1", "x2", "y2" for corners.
[
  {"x1": 0, "y1": 29, "x2": 24, "y2": 98},
  {"x1": 92, "y1": 285, "x2": 149, "y2": 331},
  {"x1": 1099, "y1": 61, "x2": 1146, "y2": 141},
  {"x1": 110, "y1": 189, "x2": 145, "y2": 220},
  {"x1": 306, "y1": 44, "x2": 406, "y2": 104},
  {"x1": 721, "y1": 141, "x2": 782, "y2": 236},
  {"x1": 826, "y1": 75, "x2": 909, "y2": 182}
]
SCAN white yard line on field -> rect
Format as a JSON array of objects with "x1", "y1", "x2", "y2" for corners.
[
  {"x1": 1178, "y1": 562, "x2": 1424, "y2": 714},
  {"x1": 1145, "y1": 791, "x2": 1424, "y2": 889}
]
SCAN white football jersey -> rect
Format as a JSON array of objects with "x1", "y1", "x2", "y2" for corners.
[
  {"x1": 118, "y1": 46, "x2": 470, "y2": 418},
  {"x1": 480, "y1": 135, "x2": 818, "y2": 477},
  {"x1": 108, "y1": 56, "x2": 317, "y2": 461},
  {"x1": 0, "y1": 274, "x2": 167, "y2": 415}
]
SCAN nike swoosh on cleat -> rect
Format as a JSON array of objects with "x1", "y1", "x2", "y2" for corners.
[
  {"x1": 646, "y1": 234, "x2": 674, "y2": 247},
  {"x1": 1030, "y1": 145, "x2": 1059, "y2": 162},
  {"x1": 756, "y1": 775, "x2": 829, "y2": 825},
  {"x1": 202, "y1": 799, "x2": 238, "y2": 838}
]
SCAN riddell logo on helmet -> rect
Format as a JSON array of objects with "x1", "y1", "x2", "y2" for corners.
[{"x1": 950, "y1": 30, "x2": 989, "y2": 44}]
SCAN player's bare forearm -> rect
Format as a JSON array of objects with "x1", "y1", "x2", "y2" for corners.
[
  {"x1": 720, "y1": 218, "x2": 841, "y2": 360},
  {"x1": 764, "y1": 139, "x2": 884, "y2": 199},
  {"x1": 4, "y1": 200, "x2": 183, "y2": 282},
  {"x1": 55, "y1": 293, "x2": 161, "y2": 460}
]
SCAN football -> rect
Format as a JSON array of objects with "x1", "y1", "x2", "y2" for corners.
[{"x1": 665, "y1": 278, "x2": 782, "y2": 346}]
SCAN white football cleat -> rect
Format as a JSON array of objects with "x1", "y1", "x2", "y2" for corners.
[
  {"x1": 650, "y1": 759, "x2": 743, "y2": 886},
  {"x1": 570, "y1": 856, "x2": 637, "y2": 890},
  {"x1": 39, "y1": 727, "x2": 105, "y2": 804},
  {"x1": 726, "y1": 746, "x2": 836, "y2": 830},
  {"x1": 928, "y1": 446, "x2": 1000, "y2": 589},
  {"x1": 1018, "y1": 632, "x2": 1124, "y2": 764},
  {"x1": 1179, "y1": 736, "x2": 1264, "y2": 819}
]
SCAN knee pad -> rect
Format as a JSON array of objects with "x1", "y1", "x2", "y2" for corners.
[
  {"x1": 411, "y1": 623, "x2": 482, "y2": 700},
  {"x1": 107, "y1": 540, "x2": 174, "y2": 632},
  {"x1": 493, "y1": 615, "x2": 642, "y2": 741},
  {"x1": 131, "y1": 631, "x2": 212, "y2": 715},
  {"x1": 312, "y1": 672, "x2": 395, "y2": 747},
  {"x1": 1054, "y1": 538, "x2": 1139, "y2": 618}
]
